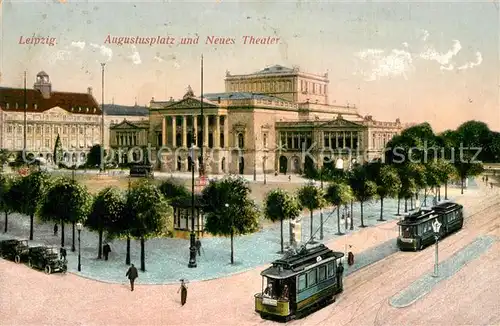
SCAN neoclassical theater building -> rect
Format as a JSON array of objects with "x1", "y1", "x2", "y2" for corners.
[
  {"x1": 145, "y1": 65, "x2": 404, "y2": 175},
  {"x1": 0, "y1": 71, "x2": 102, "y2": 163}
]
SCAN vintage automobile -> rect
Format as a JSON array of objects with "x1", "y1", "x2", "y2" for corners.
[
  {"x1": 0, "y1": 239, "x2": 30, "y2": 263},
  {"x1": 27, "y1": 246, "x2": 67, "y2": 274}
]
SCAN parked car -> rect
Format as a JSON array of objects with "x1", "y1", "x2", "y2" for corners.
[
  {"x1": 0, "y1": 239, "x2": 29, "y2": 263},
  {"x1": 27, "y1": 246, "x2": 67, "y2": 274}
]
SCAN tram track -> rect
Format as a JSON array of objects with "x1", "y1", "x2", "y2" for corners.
[{"x1": 299, "y1": 190, "x2": 500, "y2": 326}]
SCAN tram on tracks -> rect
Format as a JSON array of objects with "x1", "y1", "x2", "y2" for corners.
[
  {"x1": 254, "y1": 244, "x2": 345, "y2": 322},
  {"x1": 397, "y1": 201, "x2": 464, "y2": 251}
]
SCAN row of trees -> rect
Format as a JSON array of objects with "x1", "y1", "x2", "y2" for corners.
[{"x1": 264, "y1": 121, "x2": 487, "y2": 253}]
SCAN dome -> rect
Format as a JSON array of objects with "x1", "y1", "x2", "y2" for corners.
[{"x1": 37, "y1": 71, "x2": 49, "y2": 77}]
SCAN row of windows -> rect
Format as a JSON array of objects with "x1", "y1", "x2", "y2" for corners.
[
  {"x1": 4, "y1": 113, "x2": 99, "y2": 122},
  {"x1": 300, "y1": 80, "x2": 326, "y2": 95},
  {"x1": 324, "y1": 137, "x2": 359, "y2": 149},
  {"x1": 446, "y1": 210, "x2": 462, "y2": 222},
  {"x1": 229, "y1": 81, "x2": 292, "y2": 93},
  {"x1": 6, "y1": 125, "x2": 99, "y2": 135},
  {"x1": 297, "y1": 261, "x2": 336, "y2": 292}
]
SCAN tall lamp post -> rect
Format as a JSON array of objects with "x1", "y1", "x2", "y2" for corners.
[
  {"x1": 319, "y1": 169, "x2": 324, "y2": 240},
  {"x1": 431, "y1": 218, "x2": 442, "y2": 277},
  {"x1": 100, "y1": 63, "x2": 106, "y2": 173},
  {"x1": 76, "y1": 222, "x2": 83, "y2": 272},
  {"x1": 188, "y1": 140, "x2": 197, "y2": 268},
  {"x1": 263, "y1": 155, "x2": 267, "y2": 185}
]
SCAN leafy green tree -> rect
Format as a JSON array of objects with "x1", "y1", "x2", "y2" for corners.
[
  {"x1": 126, "y1": 180, "x2": 172, "y2": 271},
  {"x1": 38, "y1": 178, "x2": 92, "y2": 249},
  {"x1": 435, "y1": 159, "x2": 457, "y2": 200},
  {"x1": 264, "y1": 189, "x2": 301, "y2": 253},
  {"x1": 348, "y1": 164, "x2": 377, "y2": 227},
  {"x1": 455, "y1": 120, "x2": 491, "y2": 162},
  {"x1": 423, "y1": 161, "x2": 441, "y2": 205},
  {"x1": 159, "y1": 179, "x2": 190, "y2": 202},
  {"x1": 53, "y1": 134, "x2": 63, "y2": 166},
  {"x1": 395, "y1": 164, "x2": 417, "y2": 213},
  {"x1": 410, "y1": 163, "x2": 427, "y2": 208},
  {"x1": 9, "y1": 171, "x2": 51, "y2": 240},
  {"x1": 86, "y1": 187, "x2": 125, "y2": 259},
  {"x1": 0, "y1": 174, "x2": 16, "y2": 233},
  {"x1": 374, "y1": 164, "x2": 401, "y2": 221},
  {"x1": 297, "y1": 182, "x2": 327, "y2": 240},
  {"x1": 202, "y1": 176, "x2": 260, "y2": 264},
  {"x1": 325, "y1": 182, "x2": 353, "y2": 234},
  {"x1": 86, "y1": 144, "x2": 102, "y2": 168}
]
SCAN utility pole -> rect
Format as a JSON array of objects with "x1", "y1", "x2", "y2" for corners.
[
  {"x1": 100, "y1": 63, "x2": 106, "y2": 172},
  {"x1": 199, "y1": 54, "x2": 205, "y2": 177},
  {"x1": 23, "y1": 71, "x2": 27, "y2": 153}
]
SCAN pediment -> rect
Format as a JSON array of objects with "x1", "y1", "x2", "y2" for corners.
[
  {"x1": 164, "y1": 97, "x2": 218, "y2": 109},
  {"x1": 111, "y1": 120, "x2": 141, "y2": 129},
  {"x1": 45, "y1": 106, "x2": 69, "y2": 115},
  {"x1": 320, "y1": 117, "x2": 362, "y2": 128}
]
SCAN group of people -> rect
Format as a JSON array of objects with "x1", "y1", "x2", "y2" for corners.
[{"x1": 482, "y1": 175, "x2": 494, "y2": 189}]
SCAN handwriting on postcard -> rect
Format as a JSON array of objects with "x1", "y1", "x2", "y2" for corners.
[{"x1": 104, "y1": 35, "x2": 281, "y2": 46}]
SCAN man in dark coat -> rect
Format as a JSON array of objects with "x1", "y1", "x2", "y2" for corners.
[
  {"x1": 336, "y1": 261, "x2": 344, "y2": 292},
  {"x1": 103, "y1": 243, "x2": 111, "y2": 261},
  {"x1": 195, "y1": 238, "x2": 201, "y2": 256},
  {"x1": 60, "y1": 247, "x2": 67, "y2": 261},
  {"x1": 126, "y1": 264, "x2": 138, "y2": 291},
  {"x1": 177, "y1": 279, "x2": 188, "y2": 306},
  {"x1": 53, "y1": 223, "x2": 58, "y2": 236},
  {"x1": 347, "y1": 251, "x2": 354, "y2": 266}
]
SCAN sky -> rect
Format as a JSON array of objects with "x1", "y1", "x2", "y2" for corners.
[{"x1": 1, "y1": 0, "x2": 499, "y2": 132}]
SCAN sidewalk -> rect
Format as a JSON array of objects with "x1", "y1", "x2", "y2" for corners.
[{"x1": 0, "y1": 179, "x2": 480, "y2": 285}]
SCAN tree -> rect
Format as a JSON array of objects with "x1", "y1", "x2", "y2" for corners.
[
  {"x1": 86, "y1": 187, "x2": 125, "y2": 259},
  {"x1": 38, "y1": 178, "x2": 92, "y2": 249},
  {"x1": 373, "y1": 164, "x2": 401, "y2": 221},
  {"x1": 9, "y1": 171, "x2": 51, "y2": 240},
  {"x1": 348, "y1": 164, "x2": 377, "y2": 227},
  {"x1": 325, "y1": 182, "x2": 353, "y2": 234},
  {"x1": 297, "y1": 182, "x2": 327, "y2": 240},
  {"x1": 159, "y1": 179, "x2": 190, "y2": 202},
  {"x1": 86, "y1": 144, "x2": 102, "y2": 168},
  {"x1": 202, "y1": 176, "x2": 260, "y2": 264},
  {"x1": 423, "y1": 161, "x2": 441, "y2": 205},
  {"x1": 264, "y1": 189, "x2": 301, "y2": 253},
  {"x1": 53, "y1": 134, "x2": 63, "y2": 166},
  {"x1": 395, "y1": 164, "x2": 417, "y2": 213},
  {"x1": 435, "y1": 159, "x2": 457, "y2": 200},
  {"x1": 0, "y1": 174, "x2": 15, "y2": 233},
  {"x1": 126, "y1": 180, "x2": 172, "y2": 272}
]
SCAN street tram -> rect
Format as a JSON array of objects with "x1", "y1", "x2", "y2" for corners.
[
  {"x1": 254, "y1": 244, "x2": 345, "y2": 321},
  {"x1": 397, "y1": 202, "x2": 464, "y2": 251}
]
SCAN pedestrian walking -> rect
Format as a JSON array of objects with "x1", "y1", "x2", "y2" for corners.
[
  {"x1": 53, "y1": 223, "x2": 58, "y2": 236},
  {"x1": 60, "y1": 247, "x2": 67, "y2": 261},
  {"x1": 482, "y1": 176, "x2": 485, "y2": 182},
  {"x1": 103, "y1": 243, "x2": 111, "y2": 261},
  {"x1": 347, "y1": 251, "x2": 354, "y2": 266},
  {"x1": 195, "y1": 238, "x2": 202, "y2": 256},
  {"x1": 178, "y1": 279, "x2": 188, "y2": 306},
  {"x1": 126, "y1": 264, "x2": 138, "y2": 291},
  {"x1": 486, "y1": 176, "x2": 489, "y2": 183},
  {"x1": 491, "y1": 182, "x2": 494, "y2": 189}
]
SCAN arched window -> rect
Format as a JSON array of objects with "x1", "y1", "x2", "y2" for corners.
[{"x1": 238, "y1": 133, "x2": 244, "y2": 148}]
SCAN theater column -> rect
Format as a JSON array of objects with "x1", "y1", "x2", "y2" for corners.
[
  {"x1": 182, "y1": 116, "x2": 187, "y2": 147},
  {"x1": 172, "y1": 115, "x2": 177, "y2": 148},
  {"x1": 215, "y1": 115, "x2": 220, "y2": 148},
  {"x1": 162, "y1": 115, "x2": 167, "y2": 147}
]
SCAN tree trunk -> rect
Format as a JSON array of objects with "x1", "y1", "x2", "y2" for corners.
[
  {"x1": 404, "y1": 199, "x2": 408, "y2": 213},
  {"x1": 438, "y1": 186, "x2": 441, "y2": 201},
  {"x1": 424, "y1": 189, "x2": 427, "y2": 206},
  {"x1": 230, "y1": 231, "x2": 234, "y2": 264},
  {"x1": 415, "y1": 192, "x2": 419, "y2": 200},
  {"x1": 336, "y1": 206, "x2": 342, "y2": 235},
  {"x1": 378, "y1": 197, "x2": 385, "y2": 221},
  {"x1": 280, "y1": 217, "x2": 284, "y2": 253},
  {"x1": 360, "y1": 201, "x2": 365, "y2": 227},
  {"x1": 61, "y1": 220, "x2": 65, "y2": 248},
  {"x1": 98, "y1": 228, "x2": 103, "y2": 259},
  {"x1": 4, "y1": 212, "x2": 7, "y2": 233},
  {"x1": 445, "y1": 182, "x2": 448, "y2": 200},
  {"x1": 350, "y1": 201, "x2": 353, "y2": 220},
  {"x1": 71, "y1": 222, "x2": 76, "y2": 252},
  {"x1": 461, "y1": 177, "x2": 464, "y2": 194},
  {"x1": 140, "y1": 237, "x2": 146, "y2": 272},
  {"x1": 125, "y1": 236, "x2": 131, "y2": 265},
  {"x1": 397, "y1": 197, "x2": 401, "y2": 215},
  {"x1": 410, "y1": 196, "x2": 413, "y2": 210},
  {"x1": 310, "y1": 210, "x2": 314, "y2": 240},
  {"x1": 344, "y1": 205, "x2": 348, "y2": 230},
  {"x1": 319, "y1": 210, "x2": 324, "y2": 240},
  {"x1": 29, "y1": 214, "x2": 34, "y2": 240}
]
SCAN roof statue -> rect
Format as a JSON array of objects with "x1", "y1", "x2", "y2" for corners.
[
  {"x1": 226, "y1": 70, "x2": 231, "y2": 77},
  {"x1": 183, "y1": 85, "x2": 194, "y2": 99}
]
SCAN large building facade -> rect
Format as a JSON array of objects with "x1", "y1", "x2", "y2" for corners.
[
  {"x1": 0, "y1": 71, "x2": 102, "y2": 164},
  {"x1": 148, "y1": 65, "x2": 403, "y2": 174}
]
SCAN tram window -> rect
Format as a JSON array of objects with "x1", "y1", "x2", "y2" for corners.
[
  {"x1": 307, "y1": 269, "x2": 317, "y2": 286},
  {"x1": 318, "y1": 266, "x2": 327, "y2": 282},
  {"x1": 298, "y1": 274, "x2": 307, "y2": 292},
  {"x1": 401, "y1": 226, "x2": 414, "y2": 238},
  {"x1": 327, "y1": 262, "x2": 334, "y2": 277}
]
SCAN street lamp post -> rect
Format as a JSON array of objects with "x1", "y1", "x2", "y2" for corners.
[
  {"x1": 431, "y1": 218, "x2": 442, "y2": 277},
  {"x1": 76, "y1": 222, "x2": 83, "y2": 272},
  {"x1": 319, "y1": 169, "x2": 324, "y2": 240},
  {"x1": 188, "y1": 141, "x2": 197, "y2": 268},
  {"x1": 225, "y1": 203, "x2": 234, "y2": 264},
  {"x1": 100, "y1": 63, "x2": 106, "y2": 173}
]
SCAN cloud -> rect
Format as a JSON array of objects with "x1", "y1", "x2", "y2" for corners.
[
  {"x1": 153, "y1": 54, "x2": 164, "y2": 62},
  {"x1": 420, "y1": 39, "x2": 462, "y2": 66},
  {"x1": 70, "y1": 41, "x2": 85, "y2": 50},
  {"x1": 126, "y1": 45, "x2": 141, "y2": 64},
  {"x1": 354, "y1": 47, "x2": 414, "y2": 81},
  {"x1": 457, "y1": 52, "x2": 483, "y2": 70},
  {"x1": 90, "y1": 43, "x2": 112, "y2": 61},
  {"x1": 48, "y1": 50, "x2": 72, "y2": 65},
  {"x1": 420, "y1": 29, "x2": 430, "y2": 42}
]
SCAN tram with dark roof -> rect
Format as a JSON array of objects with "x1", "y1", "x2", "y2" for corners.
[
  {"x1": 254, "y1": 244, "x2": 345, "y2": 321},
  {"x1": 397, "y1": 202, "x2": 464, "y2": 251}
]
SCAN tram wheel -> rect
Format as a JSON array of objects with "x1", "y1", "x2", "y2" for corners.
[{"x1": 14, "y1": 255, "x2": 21, "y2": 264}]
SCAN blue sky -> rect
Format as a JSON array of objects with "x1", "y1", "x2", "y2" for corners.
[{"x1": 1, "y1": 0, "x2": 499, "y2": 131}]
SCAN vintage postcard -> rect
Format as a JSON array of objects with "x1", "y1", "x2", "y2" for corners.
[{"x1": 0, "y1": 1, "x2": 499, "y2": 325}]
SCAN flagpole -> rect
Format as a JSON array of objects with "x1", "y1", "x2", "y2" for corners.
[
  {"x1": 188, "y1": 141, "x2": 197, "y2": 268},
  {"x1": 200, "y1": 54, "x2": 204, "y2": 177}
]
